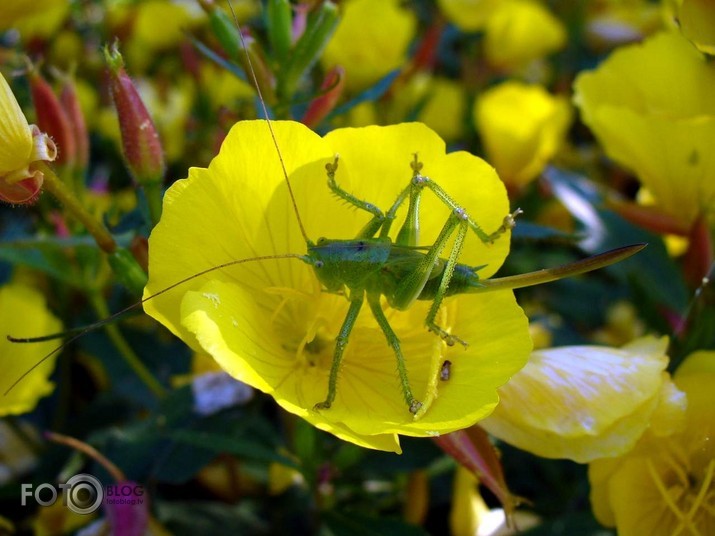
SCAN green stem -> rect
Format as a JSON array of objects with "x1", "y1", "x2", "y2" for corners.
[
  {"x1": 88, "y1": 291, "x2": 166, "y2": 399},
  {"x1": 143, "y1": 180, "x2": 163, "y2": 227},
  {"x1": 38, "y1": 161, "x2": 117, "y2": 254}
]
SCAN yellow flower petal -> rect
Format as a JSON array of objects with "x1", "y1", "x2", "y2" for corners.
[
  {"x1": 574, "y1": 31, "x2": 715, "y2": 225},
  {"x1": 437, "y1": 0, "x2": 501, "y2": 32},
  {"x1": 322, "y1": 0, "x2": 417, "y2": 91},
  {"x1": 0, "y1": 0, "x2": 69, "y2": 37},
  {"x1": 482, "y1": 336, "x2": 681, "y2": 462},
  {"x1": 145, "y1": 120, "x2": 530, "y2": 451},
  {"x1": 0, "y1": 72, "x2": 33, "y2": 175},
  {"x1": 0, "y1": 284, "x2": 62, "y2": 416},
  {"x1": 675, "y1": 349, "x2": 715, "y2": 377},
  {"x1": 679, "y1": 0, "x2": 715, "y2": 54}
]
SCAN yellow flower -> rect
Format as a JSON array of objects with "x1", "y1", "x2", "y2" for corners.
[
  {"x1": 483, "y1": 0, "x2": 567, "y2": 70},
  {"x1": 589, "y1": 350, "x2": 715, "y2": 535},
  {"x1": 0, "y1": 0, "x2": 69, "y2": 40},
  {"x1": 199, "y1": 64, "x2": 254, "y2": 112},
  {"x1": 386, "y1": 74, "x2": 467, "y2": 142},
  {"x1": 481, "y1": 336, "x2": 686, "y2": 463},
  {"x1": 144, "y1": 120, "x2": 530, "y2": 453},
  {"x1": 574, "y1": 31, "x2": 715, "y2": 227},
  {"x1": 417, "y1": 77, "x2": 468, "y2": 143},
  {"x1": 474, "y1": 81, "x2": 572, "y2": 190},
  {"x1": 437, "y1": 0, "x2": 501, "y2": 32},
  {"x1": 322, "y1": 0, "x2": 417, "y2": 91},
  {"x1": 678, "y1": 0, "x2": 715, "y2": 54},
  {"x1": 0, "y1": 71, "x2": 56, "y2": 204},
  {"x1": 0, "y1": 283, "x2": 62, "y2": 415}
]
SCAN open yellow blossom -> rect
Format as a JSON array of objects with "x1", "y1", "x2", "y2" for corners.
[
  {"x1": 589, "y1": 350, "x2": 715, "y2": 535},
  {"x1": 481, "y1": 336, "x2": 687, "y2": 463},
  {"x1": 474, "y1": 81, "x2": 572, "y2": 191},
  {"x1": 574, "y1": 31, "x2": 715, "y2": 227},
  {"x1": 0, "y1": 284, "x2": 62, "y2": 415},
  {"x1": 0, "y1": 71, "x2": 56, "y2": 204},
  {"x1": 144, "y1": 120, "x2": 530, "y2": 453},
  {"x1": 322, "y1": 0, "x2": 417, "y2": 91},
  {"x1": 483, "y1": 0, "x2": 567, "y2": 70}
]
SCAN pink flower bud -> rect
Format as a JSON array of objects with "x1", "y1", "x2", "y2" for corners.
[
  {"x1": 59, "y1": 74, "x2": 89, "y2": 171},
  {"x1": 105, "y1": 42, "x2": 165, "y2": 185},
  {"x1": 302, "y1": 66, "x2": 345, "y2": 128},
  {"x1": 29, "y1": 69, "x2": 76, "y2": 167}
]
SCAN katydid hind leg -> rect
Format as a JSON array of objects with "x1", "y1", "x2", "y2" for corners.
[{"x1": 424, "y1": 215, "x2": 470, "y2": 347}]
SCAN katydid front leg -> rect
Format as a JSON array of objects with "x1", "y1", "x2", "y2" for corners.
[
  {"x1": 314, "y1": 294, "x2": 363, "y2": 411},
  {"x1": 326, "y1": 154, "x2": 415, "y2": 240},
  {"x1": 326, "y1": 156, "x2": 387, "y2": 239}
]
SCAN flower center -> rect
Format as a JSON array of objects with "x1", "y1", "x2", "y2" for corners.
[
  {"x1": 647, "y1": 445, "x2": 715, "y2": 534},
  {"x1": 265, "y1": 282, "x2": 341, "y2": 370}
]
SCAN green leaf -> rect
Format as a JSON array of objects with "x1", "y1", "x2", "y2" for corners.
[
  {"x1": 169, "y1": 429, "x2": 297, "y2": 468},
  {"x1": 544, "y1": 166, "x2": 688, "y2": 311}
]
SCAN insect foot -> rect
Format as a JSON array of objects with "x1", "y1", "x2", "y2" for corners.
[
  {"x1": 409, "y1": 399, "x2": 423, "y2": 414},
  {"x1": 410, "y1": 153, "x2": 423, "y2": 175},
  {"x1": 325, "y1": 154, "x2": 340, "y2": 175},
  {"x1": 486, "y1": 208, "x2": 524, "y2": 243},
  {"x1": 429, "y1": 324, "x2": 468, "y2": 348},
  {"x1": 313, "y1": 400, "x2": 331, "y2": 411}
]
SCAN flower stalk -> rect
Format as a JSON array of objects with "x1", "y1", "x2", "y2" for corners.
[{"x1": 36, "y1": 161, "x2": 116, "y2": 254}]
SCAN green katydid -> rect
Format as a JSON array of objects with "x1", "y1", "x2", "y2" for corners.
[{"x1": 274, "y1": 150, "x2": 642, "y2": 415}]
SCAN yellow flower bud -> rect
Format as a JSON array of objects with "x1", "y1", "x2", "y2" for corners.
[
  {"x1": 483, "y1": 0, "x2": 567, "y2": 70},
  {"x1": 322, "y1": 0, "x2": 417, "y2": 91},
  {"x1": 474, "y1": 81, "x2": 571, "y2": 191}
]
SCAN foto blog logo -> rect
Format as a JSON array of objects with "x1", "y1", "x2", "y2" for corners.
[{"x1": 21, "y1": 474, "x2": 144, "y2": 515}]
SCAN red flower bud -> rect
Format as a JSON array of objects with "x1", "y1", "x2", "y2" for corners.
[
  {"x1": 433, "y1": 427, "x2": 516, "y2": 519},
  {"x1": 29, "y1": 69, "x2": 76, "y2": 167},
  {"x1": 302, "y1": 65, "x2": 345, "y2": 128},
  {"x1": 59, "y1": 74, "x2": 89, "y2": 171},
  {"x1": 105, "y1": 42, "x2": 165, "y2": 186}
]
